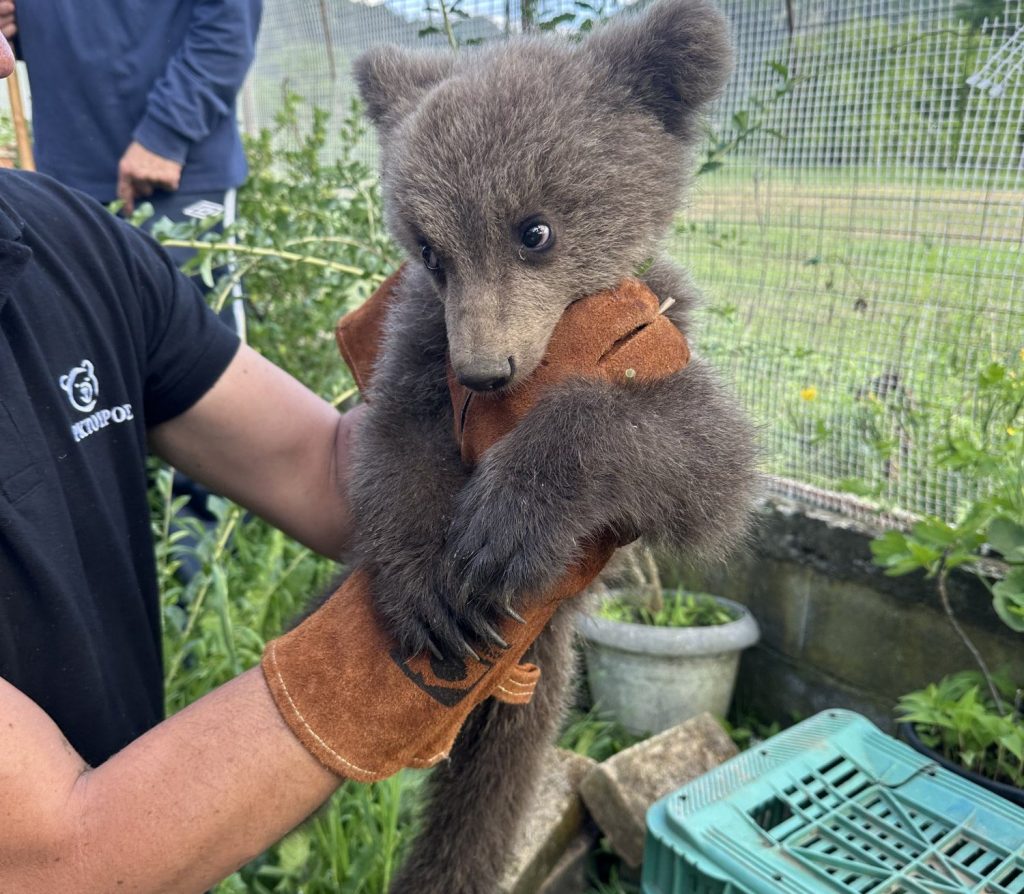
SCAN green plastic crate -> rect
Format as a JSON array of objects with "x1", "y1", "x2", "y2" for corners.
[{"x1": 644, "y1": 709, "x2": 1024, "y2": 894}]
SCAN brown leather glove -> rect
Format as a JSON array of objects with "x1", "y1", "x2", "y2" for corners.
[{"x1": 261, "y1": 271, "x2": 690, "y2": 781}]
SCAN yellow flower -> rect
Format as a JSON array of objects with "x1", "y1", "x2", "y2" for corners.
[
  {"x1": 1009, "y1": 426, "x2": 1019, "y2": 436},
  {"x1": 800, "y1": 386, "x2": 818, "y2": 402}
]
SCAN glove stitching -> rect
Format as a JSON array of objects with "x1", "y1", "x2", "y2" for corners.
[
  {"x1": 267, "y1": 641, "x2": 378, "y2": 780},
  {"x1": 500, "y1": 677, "x2": 536, "y2": 689},
  {"x1": 496, "y1": 684, "x2": 535, "y2": 698}
]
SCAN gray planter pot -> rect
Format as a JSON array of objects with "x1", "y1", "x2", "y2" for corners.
[{"x1": 577, "y1": 596, "x2": 760, "y2": 736}]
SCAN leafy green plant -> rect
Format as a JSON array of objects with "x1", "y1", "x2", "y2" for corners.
[
  {"x1": 897, "y1": 671, "x2": 1024, "y2": 789},
  {"x1": 697, "y1": 60, "x2": 808, "y2": 177},
  {"x1": 135, "y1": 94, "x2": 398, "y2": 406},
  {"x1": 559, "y1": 707, "x2": 643, "y2": 761},
  {"x1": 722, "y1": 713, "x2": 783, "y2": 752},
  {"x1": 585, "y1": 849, "x2": 641, "y2": 894},
  {"x1": 871, "y1": 351, "x2": 1024, "y2": 693},
  {"x1": 871, "y1": 349, "x2": 1024, "y2": 784},
  {"x1": 599, "y1": 588, "x2": 736, "y2": 628},
  {"x1": 419, "y1": 0, "x2": 473, "y2": 50}
]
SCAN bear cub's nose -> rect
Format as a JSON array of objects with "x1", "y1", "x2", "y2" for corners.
[{"x1": 457, "y1": 357, "x2": 515, "y2": 392}]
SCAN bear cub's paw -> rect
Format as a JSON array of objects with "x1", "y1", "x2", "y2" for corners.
[
  {"x1": 441, "y1": 459, "x2": 587, "y2": 630},
  {"x1": 372, "y1": 555, "x2": 489, "y2": 661}
]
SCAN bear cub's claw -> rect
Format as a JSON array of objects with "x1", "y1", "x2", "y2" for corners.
[
  {"x1": 440, "y1": 473, "x2": 581, "y2": 631},
  {"x1": 377, "y1": 556, "x2": 526, "y2": 661}
]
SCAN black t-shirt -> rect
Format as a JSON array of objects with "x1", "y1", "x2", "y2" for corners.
[{"x1": 0, "y1": 170, "x2": 240, "y2": 767}]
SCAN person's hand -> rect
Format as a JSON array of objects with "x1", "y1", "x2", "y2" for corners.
[
  {"x1": 0, "y1": 1, "x2": 15, "y2": 39},
  {"x1": 117, "y1": 141, "x2": 183, "y2": 214},
  {"x1": 0, "y1": 28, "x2": 13, "y2": 80}
]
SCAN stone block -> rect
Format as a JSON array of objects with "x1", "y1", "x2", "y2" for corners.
[
  {"x1": 537, "y1": 826, "x2": 598, "y2": 894},
  {"x1": 499, "y1": 748, "x2": 596, "y2": 894},
  {"x1": 579, "y1": 713, "x2": 737, "y2": 867},
  {"x1": 800, "y1": 575, "x2": 1024, "y2": 700}
]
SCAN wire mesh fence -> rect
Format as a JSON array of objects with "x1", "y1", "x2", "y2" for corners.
[
  {"x1": 244, "y1": 0, "x2": 1024, "y2": 527},
  {"x1": 679, "y1": 0, "x2": 1024, "y2": 527},
  {"x1": 242, "y1": 0, "x2": 516, "y2": 148},
  {"x1": 4, "y1": 0, "x2": 1021, "y2": 527}
]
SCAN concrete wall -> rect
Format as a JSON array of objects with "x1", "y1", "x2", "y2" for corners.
[{"x1": 664, "y1": 499, "x2": 1024, "y2": 731}]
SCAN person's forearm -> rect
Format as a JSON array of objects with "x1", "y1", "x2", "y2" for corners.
[
  {"x1": 216, "y1": 405, "x2": 359, "y2": 560},
  {"x1": 3, "y1": 669, "x2": 339, "y2": 894},
  {"x1": 149, "y1": 345, "x2": 363, "y2": 561},
  {"x1": 134, "y1": 0, "x2": 260, "y2": 160}
]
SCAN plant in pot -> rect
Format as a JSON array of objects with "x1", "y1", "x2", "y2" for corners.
[
  {"x1": 871, "y1": 351, "x2": 1024, "y2": 806},
  {"x1": 577, "y1": 545, "x2": 760, "y2": 737}
]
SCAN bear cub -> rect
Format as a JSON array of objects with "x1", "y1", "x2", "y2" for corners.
[{"x1": 349, "y1": 1, "x2": 756, "y2": 890}]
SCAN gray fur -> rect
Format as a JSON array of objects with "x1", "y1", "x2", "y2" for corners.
[
  {"x1": 388, "y1": 606, "x2": 579, "y2": 893},
  {"x1": 346, "y1": 1, "x2": 756, "y2": 889}
]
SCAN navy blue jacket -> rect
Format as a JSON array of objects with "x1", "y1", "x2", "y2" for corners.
[{"x1": 16, "y1": 0, "x2": 262, "y2": 201}]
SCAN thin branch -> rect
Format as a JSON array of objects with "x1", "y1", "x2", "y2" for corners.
[
  {"x1": 318, "y1": 0, "x2": 338, "y2": 82},
  {"x1": 211, "y1": 258, "x2": 259, "y2": 314},
  {"x1": 283, "y1": 235, "x2": 392, "y2": 260},
  {"x1": 438, "y1": 0, "x2": 459, "y2": 52},
  {"x1": 159, "y1": 239, "x2": 385, "y2": 279},
  {"x1": 331, "y1": 385, "x2": 360, "y2": 408},
  {"x1": 641, "y1": 546, "x2": 664, "y2": 613},
  {"x1": 937, "y1": 564, "x2": 1005, "y2": 712}
]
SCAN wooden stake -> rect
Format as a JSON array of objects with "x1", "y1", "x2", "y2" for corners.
[{"x1": 7, "y1": 66, "x2": 34, "y2": 172}]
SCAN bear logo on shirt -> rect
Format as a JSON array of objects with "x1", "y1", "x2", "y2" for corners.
[{"x1": 59, "y1": 360, "x2": 99, "y2": 413}]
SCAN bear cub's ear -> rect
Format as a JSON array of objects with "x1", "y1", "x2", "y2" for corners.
[
  {"x1": 354, "y1": 47, "x2": 455, "y2": 133},
  {"x1": 584, "y1": 0, "x2": 734, "y2": 140}
]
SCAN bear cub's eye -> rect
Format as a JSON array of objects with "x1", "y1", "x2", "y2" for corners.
[
  {"x1": 420, "y1": 242, "x2": 442, "y2": 272},
  {"x1": 520, "y1": 220, "x2": 554, "y2": 253}
]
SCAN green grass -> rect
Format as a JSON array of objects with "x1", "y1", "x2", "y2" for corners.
[{"x1": 675, "y1": 166, "x2": 1024, "y2": 520}]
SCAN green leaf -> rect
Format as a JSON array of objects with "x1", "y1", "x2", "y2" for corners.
[
  {"x1": 767, "y1": 60, "x2": 790, "y2": 79},
  {"x1": 999, "y1": 728, "x2": 1024, "y2": 763},
  {"x1": 538, "y1": 11, "x2": 576, "y2": 29},
  {"x1": 944, "y1": 548, "x2": 976, "y2": 570},
  {"x1": 199, "y1": 251, "x2": 215, "y2": 288},
  {"x1": 837, "y1": 477, "x2": 882, "y2": 498},
  {"x1": 276, "y1": 829, "x2": 312, "y2": 874},
  {"x1": 907, "y1": 540, "x2": 942, "y2": 569},
  {"x1": 992, "y1": 567, "x2": 1024, "y2": 632},
  {"x1": 978, "y1": 361, "x2": 1006, "y2": 386},
  {"x1": 696, "y1": 159, "x2": 724, "y2": 176},
  {"x1": 911, "y1": 517, "x2": 958, "y2": 547},
  {"x1": 988, "y1": 516, "x2": 1024, "y2": 562},
  {"x1": 732, "y1": 110, "x2": 750, "y2": 131},
  {"x1": 871, "y1": 530, "x2": 917, "y2": 574}
]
